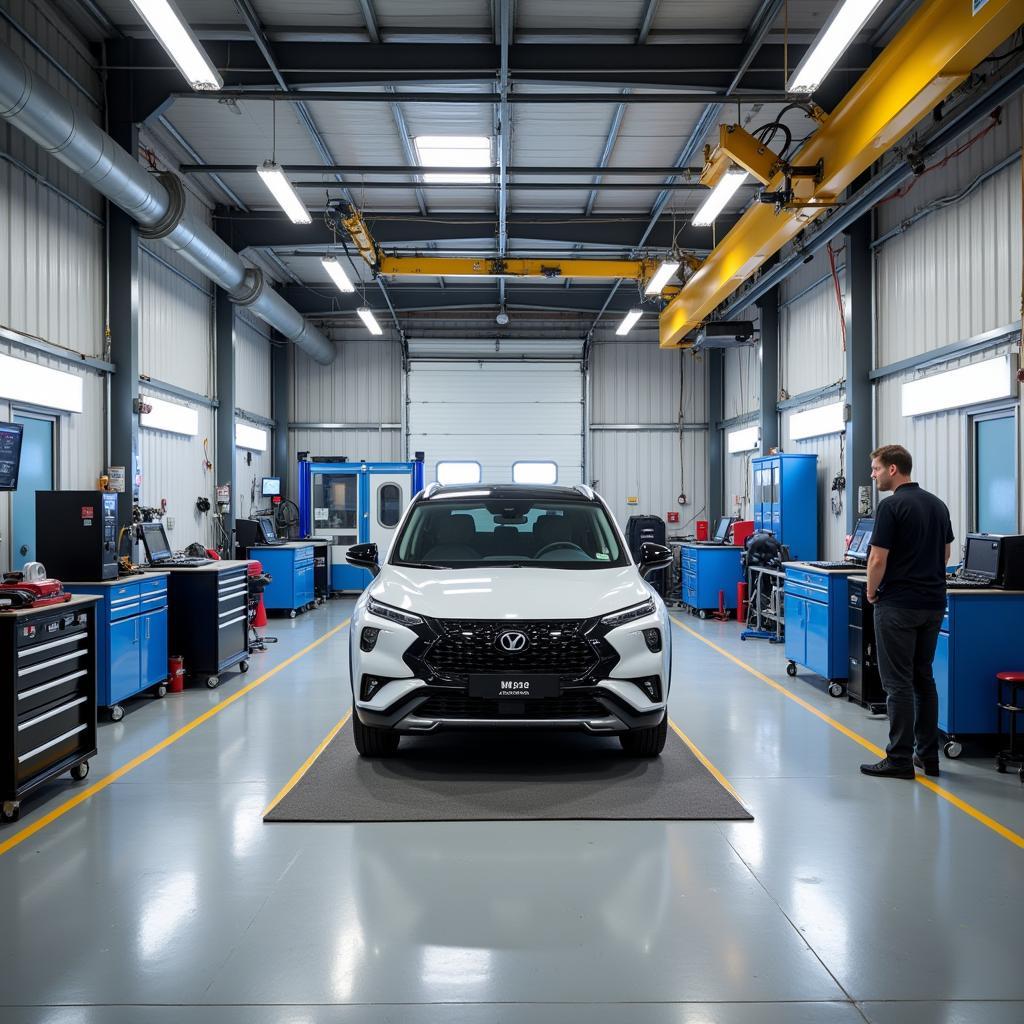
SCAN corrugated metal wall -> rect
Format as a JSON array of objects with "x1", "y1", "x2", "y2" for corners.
[
  {"x1": 235, "y1": 445, "x2": 272, "y2": 521},
  {"x1": 0, "y1": 3, "x2": 107, "y2": 572},
  {"x1": 235, "y1": 310, "x2": 272, "y2": 419},
  {"x1": 287, "y1": 428, "x2": 402, "y2": 499},
  {"x1": 780, "y1": 260, "x2": 847, "y2": 398},
  {"x1": 721, "y1": 305, "x2": 761, "y2": 522},
  {"x1": 589, "y1": 339, "x2": 708, "y2": 529}
]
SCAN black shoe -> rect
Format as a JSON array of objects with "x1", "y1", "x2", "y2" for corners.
[
  {"x1": 860, "y1": 758, "x2": 915, "y2": 779},
  {"x1": 913, "y1": 754, "x2": 940, "y2": 777}
]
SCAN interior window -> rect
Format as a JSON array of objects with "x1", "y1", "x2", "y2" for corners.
[
  {"x1": 436, "y1": 461, "x2": 481, "y2": 485},
  {"x1": 378, "y1": 483, "x2": 402, "y2": 528},
  {"x1": 512, "y1": 461, "x2": 557, "y2": 485}
]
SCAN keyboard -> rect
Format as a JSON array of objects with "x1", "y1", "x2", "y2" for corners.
[
  {"x1": 153, "y1": 557, "x2": 214, "y2": 568},
  {"x1": 946, "y1": 577, "x2": 996, "y2": 589},
  {"x1": 803, "y1": 560, "x2": 858, "y2": 569}
]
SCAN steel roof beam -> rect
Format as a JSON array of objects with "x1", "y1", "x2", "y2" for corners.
[
  {"x1": 155, "y1": 115, "x2": 249, "y2": 211},
  {"x1": 179, "y1": 163, "x2": 710, "y2": 175}
]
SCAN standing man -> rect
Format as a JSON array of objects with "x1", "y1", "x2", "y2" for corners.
[{"x1": 861, "y1": 444, "x2": 953, "y2": 780}]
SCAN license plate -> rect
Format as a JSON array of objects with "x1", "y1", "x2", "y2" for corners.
[{"x1": 467, "y1": 674, "x2": 561, "y2": 699}]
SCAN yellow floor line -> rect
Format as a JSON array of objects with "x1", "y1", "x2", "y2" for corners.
[
  {"x1": 0, "y1": 619, "x2": 350, "y2": 859},
  {"x1": 264, "y1": 710, "x2": 352, "y2": 817},
  {"x1": 670, "y1": 615, "x2": 1024, "y2": 851},
  {"x1": 668, "y1": 717, "x2": 749, "y2": 811}
]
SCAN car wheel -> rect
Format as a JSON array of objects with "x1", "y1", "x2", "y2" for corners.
[
  {"x1": 619, "y1": 716, "x2": 668, "y2": 757},
  {"x1": 352, "y1": 715, "x2": 401, "y2": 757}
]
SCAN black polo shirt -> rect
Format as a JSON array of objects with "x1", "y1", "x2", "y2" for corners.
[{"x1": 871, "y1": 482, "x2": 954, "y2": 610}]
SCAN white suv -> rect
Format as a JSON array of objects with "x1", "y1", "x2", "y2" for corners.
[{"x1": 346, "y1": 484, "x2": 673, "y2": 757}]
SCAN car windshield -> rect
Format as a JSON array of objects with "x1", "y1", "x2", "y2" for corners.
[{"x1": 391, "y1": 497, "x2": 629, "y2": 570}]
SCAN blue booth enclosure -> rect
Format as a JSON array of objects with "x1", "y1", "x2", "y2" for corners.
[{"x1": 298, "y1": 459, "x2": 424, "y2": 593}]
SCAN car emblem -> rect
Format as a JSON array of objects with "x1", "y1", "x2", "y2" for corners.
[{"x1": 497, "y1": 630, "x2": 528, "y2": 653}]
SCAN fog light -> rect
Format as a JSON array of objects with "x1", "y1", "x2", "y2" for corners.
[
  {"x1": 360, "y1": 675, "x2": 387, "y2": 700},
  {"x1": 635, "y1": 676, "x2": 661, "y2": 701},
  {"x1": 360, "y1": 627, "x2": 380, "y2": 652},
  {"x1": 642, "y1": 628, "x2": 662, "y2": 652}
]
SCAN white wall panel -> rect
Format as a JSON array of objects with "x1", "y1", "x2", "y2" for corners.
[
  {"x1": 780, "y1": 264, "x2": 846, "y2": 399},
  {"x1": 235, "y1": 445, "x2": 272, "y2": 521},
  {"x1": 724, "y1": 450, "x2": 756, "y2": 522},
  {"x1": 781, "y1": 397, "x2": 848, "y2": 560},
  {"x1": 235, "y1": 310, "x2": 272, "y2": 418},
  {"x1": 291, "y1": 336, "x2": 399, "y2": 423},
  {"x1": 722, "y1": 345, "x2": 760, "y2": 421},
  {"x1": 590, "y1": 340, "x2": 694, "y2": 424},
  {"x1": 139, "y1": 400, "x2": 218, "y2": 550},
  {"x1": 590, "y1": 429, "x2": 708, "y2": 532}
]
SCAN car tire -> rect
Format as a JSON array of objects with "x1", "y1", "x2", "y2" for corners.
[
  {"x1": 352, "y1": 715, "x2": 401, "y2": 757},
  {"x1": 619, "y1": 716, "x2": 668, "y2": 757}
]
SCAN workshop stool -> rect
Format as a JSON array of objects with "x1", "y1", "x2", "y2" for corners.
[{"x1": 995, "y1": 671, "x2": 1024, "y2": 783}]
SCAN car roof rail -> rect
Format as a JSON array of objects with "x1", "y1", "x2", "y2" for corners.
[
  {"x1": 573, "y1": 484, "x2": 595, "y2": 500},
  {"x1": 422, "y1": 481, "x2": 442, "y2": 498}
]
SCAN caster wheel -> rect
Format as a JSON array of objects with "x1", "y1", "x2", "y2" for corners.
[
  {"x1": 740, "y1": 635, "x2": 747, "y2": 641},
  {"x1": 239, "y1": 660, "x2": 250, "y2": 673},
  {"x1": 1018, "y1": 767, "x2": 1024, "y2": 784},
  {"x1": 786, "y1": 662, "x2": 798, "y2": 677},
  {"x1": 829, "y1": 682, "x2": 845, "y2": 698},
  {"x1": 996, "y1": 758, "x2": 1007, "y2": 774},
  {"x1": 155, "y1": 684, "x2": 167, "y2": 699},
  {"x1": 289, "y1": 609, "x2": 297, "y2": 619},
  {"x1": 943, "y1": 740, "x2": 963, "y2": 759},
  {"x1": 109, "y1": 704, "x2": 125, "y2": 722},
  {"x1": 206, "y1": 675, "x2": 220, "y2": 689},
  {"x1": 70, "y1": 761, "x2": 90, "y2": 781},
  {"x1": 2, "y1": 801, "x2": 20, "y2": 823},
  {"x1": 698, "y1": 609, "x2": 707, "y2": 620}
]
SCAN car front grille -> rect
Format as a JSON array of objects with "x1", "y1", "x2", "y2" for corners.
[
  {"x1": 416, "y1": 693, "x2": 608, "y2": 720},
  {"x1": 423, "y1": 618, "x2": 600, "y2": 682}
]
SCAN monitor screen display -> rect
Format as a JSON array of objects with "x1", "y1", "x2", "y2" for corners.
[
  {"x1": 848, "y1": 518, "x2": 874, "y2": 558},
  {"x1": 261, "y1": 476, "x2": 281, "y2": 497},
  {"x1": 0, "y1": 422, "x2": 24, "y2": 491},
  {"x1": 140, "y1": 522, "x2": 173, "y2": 562},
  {"x1": 713, "y1": 516, "x2": 733, "y2": 543},
  {"x1": 258, "y1": 516, "x2": 278, "y2": 543},
  {"x1": 965, "y1": 534, "x2": 1000, "y2": 579}
]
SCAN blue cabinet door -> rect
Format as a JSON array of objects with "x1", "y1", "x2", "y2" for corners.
[
  {"x1": 805, "y1": 599, "x2": 830, "y2": 678},
  {"x1": 934, "y1": 631, "x2": 951, "y2": 732},
  {"x1": 784, "y1": 594, "x2": 806, "y2": 664},
  {"x1": 141, "y1": 610, "x2": 168, "y2": 687},
  {"x1": 109, "y1": 616, "x2": 141, "y2": 704}
]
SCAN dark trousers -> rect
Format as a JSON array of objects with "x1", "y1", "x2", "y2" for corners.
[{"x1": 873, "y1": 605, "x2": 945, "y2": 766}]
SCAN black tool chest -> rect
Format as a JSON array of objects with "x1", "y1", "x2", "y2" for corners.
[{"x1": 1, "y1": 596, "x2": 99, "y2": 821}]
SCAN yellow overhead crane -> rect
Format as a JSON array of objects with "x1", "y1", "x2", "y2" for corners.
[
  {"x1": 658, "y1": 0, "x2": 1024, "y2": 348},
  {"x1": 336, "y1": 203, "x2": 697, "y2": 293}
]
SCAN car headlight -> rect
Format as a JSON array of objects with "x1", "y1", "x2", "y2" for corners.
[
  {"x1": 601, "y1": 598, "x2": 655, "y2": 628},
  {"x1": 367, "y1": 597, "x2": 423, "y2": 627}
]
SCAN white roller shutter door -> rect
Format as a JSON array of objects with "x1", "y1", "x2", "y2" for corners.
[{"x1": 408, "y1": 361, "x2": 583, "y2": 485}]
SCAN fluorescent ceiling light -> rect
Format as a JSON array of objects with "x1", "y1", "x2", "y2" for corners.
[
  {"x1": 140, "y1": 394, "x2": 199, "y2": 436},
  {"x1": 727, "y1": 426, "x2": 760, "y2": 453},
  {"x1": 436, "y1": 461, "x2": 482, "y2": 485},
  {"x1": 257, "y1": 161, "x2": 311, "y2": 224},
  {"x1": 512, "y1": 461, "x2": 558, "y2": 485},
  {"x1": 357, "y1": 307, "x2": 383, "y2": 336},
  {"x1": 644, "y1": 261, "x2": 681, "y2": 296},
  {"x1": 128, "y1": 0, "x2": 222, "y2": 91},
  {"x1": 414, "y1": 135, "x2": 491, "y2": 184},
  {"x1": 789, "y1": 400, "x2": 846, "y2": 441},
  {"x1": 788, "y1": 0, "x2": 885, "y2": 94},
  {"x1": 692, "y1": 170, "x2": 748, "y2": 226},
  {"x1": 615, "y1": 308, "x2": 643, "y2": 336},
  {"x1": 321, "y1": 256, "x2": 355, "y2": 293},
  {"x1": 234, "y1": 422, "x2": 267, "y2": 451},
  {"x1": 901, "y1": 355, "x2": 1015, "y2": 417},
  {"x1": 0, "y1": 353, "x2": 83, "y2": 413}
]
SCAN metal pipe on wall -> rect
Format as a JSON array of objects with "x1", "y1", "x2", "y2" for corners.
[{"x1": 0, "y1": 39, "x2": 335, "y2": 366}]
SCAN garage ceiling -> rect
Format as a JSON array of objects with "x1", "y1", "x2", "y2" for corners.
[{"x1": 55, "y1": 0, "x2": 916, "y2": 338}]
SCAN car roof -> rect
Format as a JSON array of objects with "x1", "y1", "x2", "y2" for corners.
[{"x1": 421, "y1": 483, "x2": 596, "y2": 502}]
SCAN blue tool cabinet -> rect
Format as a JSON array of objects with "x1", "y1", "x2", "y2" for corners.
[
  {"x1": 752, "y1": 453, "x2": 818, "y2": 561},
  {"x1": 64, "y1": 573, "x2": 169, "y2": 721},
  {"x1": 783, "y1": 564, "x2": 855, "y2": 695},
  {"x1": 932, "y1": 590, "x2": 1024, "y2": 757},
  {"x1": 250, "y1": 543, "x2": 315, "y2": 617},
  {"x1": 680, "y1": 544, "x2": 744, "y2": 617}
]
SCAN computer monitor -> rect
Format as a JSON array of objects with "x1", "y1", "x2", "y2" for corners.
[
  {"x1": 140, "y1": 522, "x2": 173, "y2": 563},
  {"x1": 847, "y1": 517, "x2": 875, "y2": 560},
  {"x1": 261, "y1": 476, "x2": 281, "y2": 497},
  {"x1": 0, "y1": 422, "x2": 24, "y2": 491},
  {"x1": 964, "y1": 534, "x2": 1001, "y2": 580},
  {"x1": 713, "y1": 516, "x2": 733, "y2": 543},
  {"x1": 258, "y1": 516, "x2": 279, "y2": 543}
]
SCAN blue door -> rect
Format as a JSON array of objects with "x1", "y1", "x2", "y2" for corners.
[
  {"x1": 142, "y1": 610, "x2": 168, "y2": 687},
  {"x1": 11, "y1": 414, "x2": 54, "y2": 568},
  {"x1": 109, "y1": 616, "x2": 141, "y2": 705}
]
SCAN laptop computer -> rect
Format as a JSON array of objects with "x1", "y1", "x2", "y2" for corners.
[
  {"x1": 695, "y1": 515, "x2": 735, "y2": 546},
  {"x1": 139, "y1": 522, "x2": 212, "y2": 568},
  {"x1": 802, "y1": 517, "x2": 875, "y2": 569}
]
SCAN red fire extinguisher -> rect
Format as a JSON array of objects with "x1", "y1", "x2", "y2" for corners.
[{"x1": 168, "y1": 655, "x2": 185, "y2": 693}]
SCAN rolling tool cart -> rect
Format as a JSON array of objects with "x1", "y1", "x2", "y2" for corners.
[
  {"x1": 0, "y1": 596, "x2": 99, "y2": 822},
  {"x1": 245, "y1": 542, "x2": 315, "y2": 617}
]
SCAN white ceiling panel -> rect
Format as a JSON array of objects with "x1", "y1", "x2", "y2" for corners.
[
  {"x1": 97, "y1": 0, "x2": 242, "y2": 25},
  {"x1": 651, "y1": 1, "x2": 760, "y2": 34},
  {"x1": 516, "y1": 0, "x2": 647, "y2": 32}
]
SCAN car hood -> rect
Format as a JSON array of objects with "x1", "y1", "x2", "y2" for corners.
[{"x1": 367, "y1": 565, "x2": 652, "y2": 620}]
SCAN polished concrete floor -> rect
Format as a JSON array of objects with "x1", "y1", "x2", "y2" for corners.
[{"x1": 1, "y1": 599, "x2": 1022, "y2": 1024}]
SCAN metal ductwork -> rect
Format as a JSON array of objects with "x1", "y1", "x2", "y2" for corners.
[{"x1": 0, "y1": 40, "x2": 335, "y2": 365}]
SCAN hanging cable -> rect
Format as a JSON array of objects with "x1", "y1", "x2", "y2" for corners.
[{"x1": 827, "y1": 241, "x2": 847, "y2": 353}]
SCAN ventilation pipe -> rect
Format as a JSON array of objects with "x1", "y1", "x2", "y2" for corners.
[{"x1": 0, "y1": 40, "x2": 335, "y2": 365}]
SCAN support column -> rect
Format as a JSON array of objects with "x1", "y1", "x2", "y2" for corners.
[
  {"x1": 707, "y1": 348, "x2": 724, "y2": 523},
  {"x1": 106, "y1": 40, "x2": 139, "y2": 543},
  {"x1": 215, "y1": 288, "x2": 236, "y2": 552},
  {"x1": 756, "y1": 286, "x2": 780, "y2": 453},
  {"x1": 844, "y1": 214, "x2": 873, "y2": 534},
  {"x1": 271, "y1": 337, "x2": 290, "y2": 493}
]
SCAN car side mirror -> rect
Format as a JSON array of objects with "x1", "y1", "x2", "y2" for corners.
[
  {"x1": 346, "y1": 542, "x2": 380, "y2": 577},
  {"x1": 638, "y1": 541, "x2": 672, "y2": 578}
]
